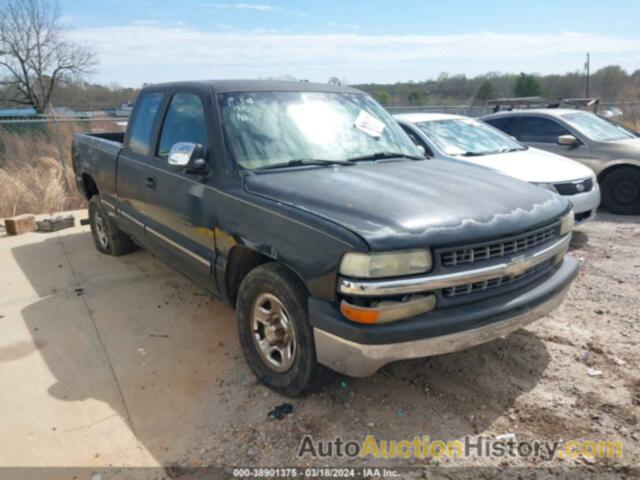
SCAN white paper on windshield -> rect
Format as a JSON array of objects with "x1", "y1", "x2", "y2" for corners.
[{"x1": 354, "y1": 110, "x2": 386, "y2": 137}]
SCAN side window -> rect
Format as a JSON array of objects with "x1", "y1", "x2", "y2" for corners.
[
  {"x1": 128, "y1": 92, "x2": 164, "y2": 155},
  {"x1": 400, "y1": 125, "x2": 432, "y2": 156},
  {"x1": 485, "y1": 117, "x2": 517, "y2": 137},
  {"x1": 519, "y1": 117, "x2": 570, "y2": 143},
  {"x1": 157, "y1": 93, "x2": 209, "y2": 159}
]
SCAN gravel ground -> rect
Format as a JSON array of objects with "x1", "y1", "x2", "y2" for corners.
[
  {"x1": 3, "y1": 212, "x2": 637, "y2": 479},
  {"x1": 172, "y1": 213, "x2": 639, "y2": 476}
]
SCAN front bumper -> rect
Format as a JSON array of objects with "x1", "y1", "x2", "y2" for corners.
[
  {"x1": 566, "y1": 184, "x2": 600, "y2": 224},
  {"x1": 311, "y1": 255, "x2": 579, "y2": 377}
]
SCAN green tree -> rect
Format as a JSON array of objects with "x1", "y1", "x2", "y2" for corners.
[
  {"x1": 475, "y1": 80, "x2": 497, "y2": 102},
  {"x1": 375, "y1": 90, "x2": 390, "y2": 106},
  {"x1": 591, "y1": 66, "x2": 628, "y2": 101},
  {"x1": 407, "y1": 91, "x2": 423, "y2": 105},
  {"x1": 513, "y1": 73, "x2": 543, "y2": 97}
]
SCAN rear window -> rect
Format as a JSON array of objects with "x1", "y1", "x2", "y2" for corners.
[{"x1": 128, "y1": 92, "x2": 164, "y2": 155}]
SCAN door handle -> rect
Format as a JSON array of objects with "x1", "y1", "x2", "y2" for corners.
[{"x1": 146, "y1": 176, "x2": 156, "y2": 190}]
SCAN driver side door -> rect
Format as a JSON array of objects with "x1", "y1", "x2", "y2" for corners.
[
  {"x1": 518, "y1": 115, "x2": 592, "y2": 164},
  {"x1": 142, "y1": 90, "x2": 220, "y2": 294}
]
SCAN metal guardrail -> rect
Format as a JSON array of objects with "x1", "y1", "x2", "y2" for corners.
[
  {"x1": 387, "y1": 102, "x2": 640, "y2": 121},
  {"x1": 387, "y1": 105, "x2": 492, "y2": 118}
]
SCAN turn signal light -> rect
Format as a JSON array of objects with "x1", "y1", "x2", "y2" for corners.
[
  {"x1": 340, "y1": 294, "x2": 436, "y2": 324},
  {"x1": 340, "y1": 302, "x2": 380, "y2": 324}
]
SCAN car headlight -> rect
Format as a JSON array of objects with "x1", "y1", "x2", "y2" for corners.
[
  {"x1": 560, "y1": 209, "x2": 575, "y2": 235},
  {"x1": 339, "y1": 249, "x2": 432, "y2": 278},
  {"x1": 533, "y1": 182, "x2": 558, "y2": 193}
]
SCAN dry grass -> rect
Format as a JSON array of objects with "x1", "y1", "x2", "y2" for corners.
[{"x1": 0, "y1": 119, "x2": 123, "y2": 218}]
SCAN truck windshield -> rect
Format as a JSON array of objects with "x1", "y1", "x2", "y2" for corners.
[
  {"x1": 561, "y1": 112, "x2": 635, "y2": 142},
  {"x1": 219, "y1": 91, "x2": 420, "y2": 170},
  {"x1": 415, "y1": 118, "x2": 525, "y2": 156}
]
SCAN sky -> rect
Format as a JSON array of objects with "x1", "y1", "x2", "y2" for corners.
[{"x1": 60, "y1": 0, "x2": 640, "y2": 87}]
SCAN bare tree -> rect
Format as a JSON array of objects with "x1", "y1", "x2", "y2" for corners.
[{"x1": 0, "y1": 0, "x2": 96, "y2": 113}]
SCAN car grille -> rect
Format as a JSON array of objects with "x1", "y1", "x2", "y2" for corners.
[
  {"x1": 439, "y1": 223, "x2": 557, "y2": 267},
  {"x1": 554, "y1": 178, "x2": 593, "y2": 195},
  {"x1": 442, "y1": 258, "x2": 554, "y2": 298}
]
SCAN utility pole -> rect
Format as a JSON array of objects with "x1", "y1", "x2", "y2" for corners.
[{"x1": 585, "y1": 53, "x2": 591, "y2": 98}]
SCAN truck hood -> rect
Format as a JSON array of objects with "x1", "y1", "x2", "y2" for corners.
[
  {"x1": 243, "y1": 159, "x2": 569, "y2": 251},
  {"x1": 455, "y1": 147, "x2": 594, "y2": 183}
]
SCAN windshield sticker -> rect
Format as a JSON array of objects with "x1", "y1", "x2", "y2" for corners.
[
  {"x1": 461, "y1": 118, "x2": 480, "y2": 126},
  {"x1": 354, "y1": 110, "x2": 386, "y2": 137}
]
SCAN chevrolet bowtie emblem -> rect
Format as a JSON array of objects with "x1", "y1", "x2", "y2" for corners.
[{"x1": 505, "y1": 254, "x2": 531, "y2": 277}]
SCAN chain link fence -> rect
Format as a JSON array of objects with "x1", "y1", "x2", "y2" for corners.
[{"x1": 387, "y1": 102, "x2": 640, "y2": 128}]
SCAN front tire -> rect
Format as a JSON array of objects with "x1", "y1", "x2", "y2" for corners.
[
  {"x1": 601, "y1": 167, "x2": 640, "y2": 215},
  {"x1": 88, "y1": 196, "x2": 137, "y2": 256},
  {"x1": 236, "y1": 263, "x2": 323, "y2": 397}
]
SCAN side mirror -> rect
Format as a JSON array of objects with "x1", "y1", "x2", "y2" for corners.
[
  {"x1": 416, "y1": 145, "x2": 426, "y2": 156},
  {"x1": 557, "y1": 135, "x2": 579, "y2": 147},
  {"x1": 168, "y1": 142, "x2": 208, "y2": 174}
]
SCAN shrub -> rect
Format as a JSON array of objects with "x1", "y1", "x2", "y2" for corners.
[{"x1": 0, "y1": 119, "x2": 123, "y2": 217}]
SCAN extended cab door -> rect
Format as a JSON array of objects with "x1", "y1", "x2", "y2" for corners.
[
  {"x1": 115, "y1": 90, "x2": 165, "y2": 237},
  {"x1": 141, "y1": 89, "x2": 220, "y2": 294}
]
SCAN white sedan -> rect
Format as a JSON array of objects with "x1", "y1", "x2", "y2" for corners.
[{"x1": 395, "y1": 113, "x2": 601, "y2": 224}]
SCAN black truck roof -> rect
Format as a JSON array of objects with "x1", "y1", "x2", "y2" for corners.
[{"x1": 143, "y1": 79, "x2": 363, "y2": 95}]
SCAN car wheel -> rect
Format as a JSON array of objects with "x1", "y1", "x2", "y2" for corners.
[
  {"x1": 236, "y1": 262, "x2": 324, "y2": 397},
  {"x1": 601, "y1": 167, "x2": 640, "y2": 215},
  {"x1": 88, "y1": 196, "x2": 137, "y2": 256}
]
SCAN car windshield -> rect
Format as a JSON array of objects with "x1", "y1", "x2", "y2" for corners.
[
  {"x1": 561, "y1": 112, "x2": 635, "y2": 142},
  {"x1": 219, "y1": 91, "x2": 420, "y2": 169},
  {"x1": 415, "y1": 118, "x2": 525, "y2": 156}
]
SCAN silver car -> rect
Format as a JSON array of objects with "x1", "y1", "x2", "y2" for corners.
[{"x1": 482, "y1": 109, "x2": 640, "y2": 215}]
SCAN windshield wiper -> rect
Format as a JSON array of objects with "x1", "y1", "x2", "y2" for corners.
[
  {"x1": 347, "y1": 151, "x2": 424, "y2": 162},
  {"x1": 498, "y1": 146, "x2": 528, "y2": 153},
  {"x1": 253, "y1": 159, "x2": 353, "y2": 171}
]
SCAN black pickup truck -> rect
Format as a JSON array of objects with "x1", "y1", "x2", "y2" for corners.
[{"x1": 73, "y1": 80, "x2": 579, "y2": 396}]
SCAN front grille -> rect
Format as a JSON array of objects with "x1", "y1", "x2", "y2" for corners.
[
  {"x1": 554, "y1": 178, "x2": 593, "y2": 195},
  {"x1": 439, "y1": 224, "x2": 557, "y2": 267},
  {"x1": 442, "y1": 258, "x2": 554, "y2": 298}
]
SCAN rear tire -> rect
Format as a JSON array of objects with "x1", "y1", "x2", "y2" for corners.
[
  {"x1": 601, "y1": 167, "x2": 640, "y2": 215},
  {"x1": 88, "y1": 196, "x2": 137, "y2": 256},
  {"x1": 236, "y1": 262, "x2": 324, "y2": 397}
]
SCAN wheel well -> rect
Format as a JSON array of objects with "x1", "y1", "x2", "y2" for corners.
[
  {"x1": 225, "y1": 246, "x2": 271, "y2": 306},
  {"x1": 598, "y1": 164, "x2": 640, "y2": 184},
  {"x1": 81, "y1": 174, "x2": 99, "y2": 200}
]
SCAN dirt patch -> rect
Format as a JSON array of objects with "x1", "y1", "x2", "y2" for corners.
[{"x1": 168, "y1": 213, "x2": 640, "y2": 471}]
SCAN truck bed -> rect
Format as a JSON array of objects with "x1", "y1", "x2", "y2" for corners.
[{"x1": 72, "y1": 132, "x2": 125, "y2": 198}]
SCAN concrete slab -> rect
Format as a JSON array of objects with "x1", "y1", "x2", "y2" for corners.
[{"x1": 0, "y1": 211, "x2": 241, "y2": 468}]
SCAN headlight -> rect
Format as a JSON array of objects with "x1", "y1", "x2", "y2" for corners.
[
  {"x1": 560, "y1": 209, "x2": 575, "y2": 235},
  {"x1": 340, "y1": 249, "x2": 432, "y2": 278},
  {"x1": 533, "y1": 182, "x2": 558, "y2": 193}
]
